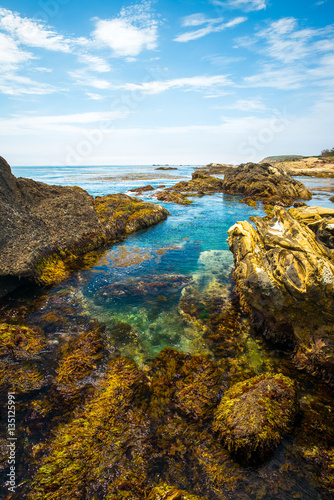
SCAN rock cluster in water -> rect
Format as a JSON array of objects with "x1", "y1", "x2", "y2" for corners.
[
  {"x1": 0, "y1": 156, "x2": 168, "y2": 289},
  {"x1": 222, "y1": 162, "x2": 312, "y2": 206},
  {"x1": 228, "y1": 205, "x2": 334, "y2": 377}
]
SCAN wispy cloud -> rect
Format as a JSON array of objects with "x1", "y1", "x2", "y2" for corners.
[
  {"x1": 0, "y1": 32, "x2": 33, "y2": 69},
  {"x1": 211, "y1": 0, "x2": 268, "y2": 12},
  {"x1": 217, "y1": 98, "x2": 267, "y2": 110},
  {"x1": 92, "y1": 1, "x2": 159, "y2": 59},
  {"x1": 77, "y1": 54, "x2": 111, "y2": 73},
  {"x1": 174, "y1": 15, "x2": 246, "y2": 42},
  {"x1": 0, "y1": 73, "x2": 58, "y2": 96},
  {"x1": 0, "y1": 7, "x2": 73, "y2": 52},
  {"x1": 68, "y1": 69, "x2": 111, "y2": 89},
  {"x1": 116, "y1": 75, "x2": 232, "y2": 94}
]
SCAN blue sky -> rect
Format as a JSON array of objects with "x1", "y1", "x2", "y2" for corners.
[{"x1": 0, "y1": 0, "x2": 333, "y2": 165}]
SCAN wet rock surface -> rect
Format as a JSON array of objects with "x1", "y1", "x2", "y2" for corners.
[
  {"x1": 156, "y1": 190, "x2": 192, "y2": 205},
  {"x1": 0, "y1": 157, "x2": 168, "y2": 289},
  {"x1": 213, "y1": 373, "x2": 298, "y2": 461},
  {"x1": 228, "y1": 205, "x2": 334, "y2": 377},
  {"x1": 164, "y1": 172, "x2": 224, "y2": 195},
  {"x1": 222, "y1": 162, "x2": 312, "y2": 206}
]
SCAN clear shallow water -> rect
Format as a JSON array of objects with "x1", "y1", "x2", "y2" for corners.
[{"x1": 3, "y1": 166, "x2": 334, "y2": 499}]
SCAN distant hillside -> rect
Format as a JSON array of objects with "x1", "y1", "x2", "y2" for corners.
[{"x1": 260, "y1": 155, "x2": 305, "y2": 163}]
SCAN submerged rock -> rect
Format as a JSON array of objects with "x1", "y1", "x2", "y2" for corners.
[
  {"x1": 222, "y1": 162, "x2": 312, "y2": 206},
  {"x1": 228, "y1": 205, "x2": 334, "y2": 377},
  {"x1": 0, "y1": 157, "x2": 168, "y2": 289},
  {"x1": 213, "y1": 373, "x2": 298, "y2": 461}
]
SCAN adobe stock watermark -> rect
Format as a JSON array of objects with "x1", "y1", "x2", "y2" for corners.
[
  {"x1": 63, "y1": 66, "x2": 166, "y2": 167},
  {"x1": 6, "y1": 392, "x2": 16, "y2": 494},
  {"x1": 238, "y1": 108, "x2": 290, "y2": 162},
  {"x1": 35, "y1": 0, "x2": 70, "y2": 23}
]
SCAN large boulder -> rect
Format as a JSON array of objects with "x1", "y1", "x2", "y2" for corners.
[
  {"x1": 228, "y1": 205, "x2": 334, "y2": 377},
  {"x1": 213, "y1": 373, "x2": 298, "y2": 461},
  {"x1": 222, "y1": 162, "x2": 312, "y2": 206},
  {"x1": 0, "y1": 157, "x2": 168, "y2": 289}
]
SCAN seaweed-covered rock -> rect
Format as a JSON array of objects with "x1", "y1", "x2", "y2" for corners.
[
  {"x1": 222, "y1": 162, "x2": 312, "y2": 206},
  {"x1": 28, "y1": 357, "x2": 150, "y2": 499},
  {"x1": 148, "y1": 483, "x2": 209, "y2": 500},
  {"x1": 0, "y1": 323, "x2": 45, "y2": 359},
  {"x1": 228, "y1": 205, "x2": 334, "y2": 377},
  {"x1": 156, "y1": 190, "x2": 192, "y2": 205},
  {"x1": 129, "y1": 184, "x2": 155, "y2": 194},
  {"x1": 213, "y1": 373, "x2": 298, "y2": 461},
  {"x1": 165, "y1": 173, "x2": 224, "y2": 195},
  {"x1": 0, "y1": 157, "x2": 168, "y2": 289}
]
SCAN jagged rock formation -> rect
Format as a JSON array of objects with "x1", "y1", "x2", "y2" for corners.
[
  {"x1": 163, "y1": 172, "x2": 224, "y2": 195},
  {"x1": 129, "y1": 184, "x2": 155, "y2": 194},
  {"x1": 222, "y1": 163, "x2": 312, "y2": 206},
  {"x1": 228, "y1": 205, "x2": 334, "y2": 377},
  {"x1": 0, "y1": 156, "x2": 168, "y2": 289},
  {"x1": 213, "y1": 373, "x2": 298, "y2": 461}
]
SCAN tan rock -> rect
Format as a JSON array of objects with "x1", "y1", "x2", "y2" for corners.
[{"x1": 228, "y1": 206, "x2": 334, "y2": 377}]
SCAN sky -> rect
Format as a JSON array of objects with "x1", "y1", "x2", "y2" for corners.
[{"x1": 0, "y1": 0, "x2": 333, "y2": 166}]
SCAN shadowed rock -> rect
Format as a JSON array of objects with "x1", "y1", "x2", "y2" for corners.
[{"x1": 0, "y1": 156, "x2": 168, "y2": 289}]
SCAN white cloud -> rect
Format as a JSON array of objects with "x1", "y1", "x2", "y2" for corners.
[
  {"x1": 212, "y1": 0, "x2": 268, "y2": 12},
  {"x1": 174, "y1": 16, "x2": 246, "y2": 42},
  {"x1": 78, "y1": 54, "x2": 111, "y2": 73},
  {"x1": 116, "y1": 75, "x2": 232, "y2": 94},
  {"x1": 218, "y1": 99, "x2": 267, "y2": 111},
  {"x1": 69, "y1": 69, "x2": 111, "y2": 89},
  {"x1": 0, "y1": 72, "x2": 57, "y2": 96},
  {"x1": 0, "y1": 32, "x2": 33, "y2": 68},
  {"x1": 93, "y1": 1, "x2": 159, "y2": 58},
  {"x1": 86, "y1": 92, "x2": 105, "y2": 101},
  {"x1": 0, "y1": 7, "x2": 73, "y2": 52},
  {"x1": 181, "y1": 13, "x2": 224, "y2": 27},
  {"x1": 243, "y1": 68, "x2": 303, "y2": 89},
  {"x1": 0, "y1": 111, "x2": 129, "y2": 135}
]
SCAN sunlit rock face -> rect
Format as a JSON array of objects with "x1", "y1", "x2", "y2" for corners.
[
  {"x1": 228, "y1": 206, "x2": 334, "y2": 377},
  {"x1": 222, "y1": 163, "x2": 312, "y2": 206}
]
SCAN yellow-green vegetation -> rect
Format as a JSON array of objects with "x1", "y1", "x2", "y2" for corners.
[
  {"x1": 0, "y1": 365, "x2": 44, "y2": 393},
  {"x1": 303, "y1": 446, "x2": 334, "y2": 494},
  {"x1": 28, "y1": 357, "x2": 150, "y2": 499},
  {"x1": 0, "y1": 323, "x2": 45, "y2": 359},
  {"x1": 34, "y1": 254, "x2": 71, "y2": 285},
  {"x1": 147, "y1": 483, "x2": 209, "y2": 500},
  {"x1": 213, "y1": 373, "x2": 298, "y2": 461},
  {"x1": 56, "y1": 329, "x2": 104, "y2": 387},
  {"x1": 32, "y1": 194, "x2": 168, "y2": 287}
]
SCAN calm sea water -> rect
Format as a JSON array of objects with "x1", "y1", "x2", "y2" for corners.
[{"x1": 5, "y1": 165, "x2": 334, "y2": 499}]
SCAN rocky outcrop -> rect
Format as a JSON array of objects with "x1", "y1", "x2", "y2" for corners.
[
  {"x1": 213, "y1": 374, "x2": 298, "y2": 461},
  {"x1": 0, "y1": 156, "x2": 168, "y2": 289},
  {"x1": 129, "y1": 185, "x2": 155, "y2": 194},
  {"x1": 164, "y1": 172, "x2": 224, "y2": 195},
  {"x1": 155, "y1": 190, "x2": 192, "y2": 205},
  {"x1": 222, "y1": 163, "x2": 312, "y2": 206},
  {"x1": 272, "y1": 156, "x2": 334, "y2": 178},
  {"x1": 228, "y1": 205, "x2": 334, "y2": 377}
]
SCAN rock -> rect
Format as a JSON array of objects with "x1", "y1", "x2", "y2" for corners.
[
  {"x1": 148, "y1": 483, "x2": 208, "y2": 500},
  {"x1": 129, "y1": 184, "x2": 155, "y2": 194},
  {"x1": 222, "y1": 162, "x2": 312, "y2": 206},
  {"x1": 293, "y1": 201, "x2": 307, "y2": 208},
  {"x1": 268, "y1": 156, "x2": 334, "y2": 178},
  {"x1": 156, "y1": 190, "x2": 192, "y2": 205},
  {"x1": 213, "y1": 373, "x2": 298, "y2": 461},
  {"x1": 0, "y1": 157, "x2": 168, "y2": 289},
  {"x1": 330, "y1": 196, "x2": 334, "y2": 203},
  {"x1": 155, "y1": 167, "x2": 178, "y2": 170},
  {"x1": 228, "y1": 205, "x2": 334, "y2": 377},
  {"x1": 165, "y1": 172, "x2": 224, "y2": 195}
]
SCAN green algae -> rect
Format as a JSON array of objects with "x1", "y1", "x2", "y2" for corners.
[{"x1": 213, "y1": 373, "x2": 299, "y2": 461}]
